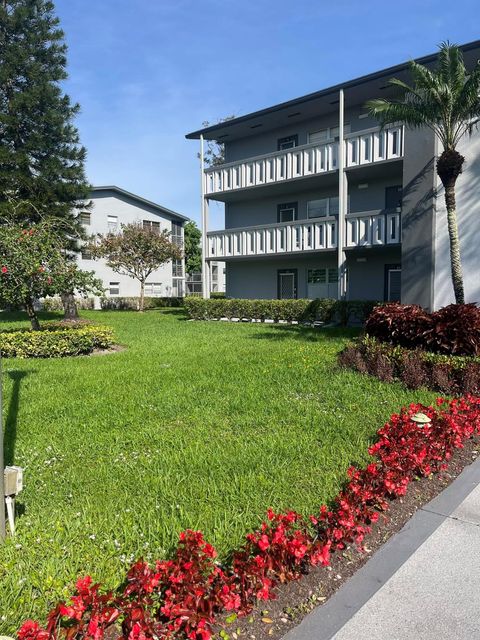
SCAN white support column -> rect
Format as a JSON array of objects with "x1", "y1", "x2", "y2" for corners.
[
  {"x1": 200, "y1": 135, "x2": 210, "y2": 299},
  {"x1": 337, "y1": 89, "x2": 347, "y2": 300},
  {"x1": 204, "y1": 199, "x2": 211, "y2": 298}
]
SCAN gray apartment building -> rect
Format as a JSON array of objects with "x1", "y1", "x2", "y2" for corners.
[{"x1": 186, "y1": 40, "x2": 480, "y2": 310}]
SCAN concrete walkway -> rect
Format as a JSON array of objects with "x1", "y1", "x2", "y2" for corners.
[{"x1": 284, "y1": 456, "x2": 480, "y2": 640}]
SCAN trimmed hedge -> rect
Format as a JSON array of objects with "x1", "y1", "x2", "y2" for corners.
[
  {"x1": 0, "y1": 323, "x2": 115, "y2": 358},
  {"x1": 184, "y1": 297, "x2": 377, "y2": 325},
  {"x1": 339, "y1": 336, "x2": 480, "y2": 394},
  {"x1": 42, "y1": 297, "x2": 95, "y2": 311},
  {"x1": 99, "y1": 297, "x2": 183, "y2": 311}
]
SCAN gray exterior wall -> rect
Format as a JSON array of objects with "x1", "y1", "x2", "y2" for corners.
[
  {"x1": 225, "y1": 175, "x2": 402, "y2": 229},
  {"x1": 224, "y1": 107, "x2": 379, "y2": 164},
  {"x1": 226, "y1": 249, "x2": 399, "y2": 301},
  {"x1": 433, "y1": 129, "x2": 480, "y2": 308},
  {"x1": 347, "y1": 248, "x2": 401, "y2": 301},
  {"x1": 400, "y1": 127, "x2": 437, "y2": 309}
]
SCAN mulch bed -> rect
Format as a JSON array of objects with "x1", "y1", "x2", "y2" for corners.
[{"x1": 214, "y1": 436, "x2": 479, "y2": 640}]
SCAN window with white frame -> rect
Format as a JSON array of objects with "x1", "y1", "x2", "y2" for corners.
[
  {"x1": 79, "y1": 212, "x2": 91, "y2": 225},
  {"x1": 171, "y1": 221, "x2": 183, "y2": 246},
  {"x1": 81, "y1": 249, "x2": 92, "y2": 260},
  {"x1": 143, "y1": 219, "x2": 161, "y2": 233},
  {"x1": 277, "y1": 202, "x2": 297, "y2": 223},
  {"x1": 308, "y1": 123, "x2": 351, "y2": 144},
  {"x1": 172, "y1": 259, "x2": 183, "y2": 277},
  {"x1": 307, "y1": 195, "x2": 350, "y2": 218},
  {"x1": 145, "y1": 282, "x2": 162, "y2": 295},
  {"x1": 107, "y1": 215, "x2": 118, "y2": 232},
  {"x1": 109, "y1": 282, "x2": 120, "y2": 295}
]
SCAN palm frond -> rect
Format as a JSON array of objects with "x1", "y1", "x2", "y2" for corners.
[{"x1": 365, "y1": 42, "x2": 480, "y2": 152}]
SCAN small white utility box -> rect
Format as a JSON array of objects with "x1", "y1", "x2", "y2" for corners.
[{"x1": 4, "y1": 466, "x2": 23, "y2": 496}]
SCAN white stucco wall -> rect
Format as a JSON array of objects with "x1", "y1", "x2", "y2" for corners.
[{"x1": 77, "y1": 188, "x2": 186, "y2": 301}]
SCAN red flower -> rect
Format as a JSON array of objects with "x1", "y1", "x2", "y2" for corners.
[
  {"x1": 17, "y1": 621, "x2": 50, "y2": 640},
  {"x1": 1, "y1": 266, "x2": 7, "y2": 274},
  {"x1": 257, "y1": 534, "x2": 270, "y2": 551}
]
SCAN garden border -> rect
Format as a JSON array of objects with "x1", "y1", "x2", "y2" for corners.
[
  {"x1": 283, "y1": 454, "x2": 480, "y2": 640},
  {"x1": 17, "y1": 396, "x2": 480, "y2": 640}
]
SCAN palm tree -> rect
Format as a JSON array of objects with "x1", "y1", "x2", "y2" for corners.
[{"x1": 366, "y1": 42, "x2": 480, "y2": 304}]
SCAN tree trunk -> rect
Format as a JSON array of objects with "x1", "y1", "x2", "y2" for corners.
[
  {"x1": 444, "y1": 184, "x2": 465, "y2": 304},
  {"x1": 138, "y1": 280, "x2": 145, "y2": 312},
  {"x1": 437, "y1": 149, "x2": 465, "y2": 305},
  {"x1": 61, "y1": 292, "x2": 79, "y2": 320},
  {"x1": 25, "y1": 298, "x2": 41, "y2": 331}
]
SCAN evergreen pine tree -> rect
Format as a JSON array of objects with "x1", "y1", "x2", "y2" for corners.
[{"x1": 0, "y1": 0, "x2": 92, "y2": 316}]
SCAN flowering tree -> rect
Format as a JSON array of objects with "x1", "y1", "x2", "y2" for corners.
[
  {"x1": 89, "y1": 222, "x2": 183, "y2": 311},
  {"x1": 0, "y1": 222, "x2": 103, "y2": 330}
]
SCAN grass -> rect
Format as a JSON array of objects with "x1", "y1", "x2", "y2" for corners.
[{"x1": 0, "y1": 309, "x2": 436, "y2": 632}]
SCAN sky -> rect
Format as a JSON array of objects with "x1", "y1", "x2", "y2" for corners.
[{"x1": 55, "y1": 0, "x2": 479, "y2": 230}]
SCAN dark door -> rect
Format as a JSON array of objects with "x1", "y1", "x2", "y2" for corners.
[
  {"x1": 385, "y1": 185, "x2": 402, "y2": 210},
  {"x1": 278, "y1": 269, "x2": 298, "y2": 299}
]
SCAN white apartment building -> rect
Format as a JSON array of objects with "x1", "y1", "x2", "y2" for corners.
[{"x1": 78, "y1": 186, "x2": 189, "y2": 300}]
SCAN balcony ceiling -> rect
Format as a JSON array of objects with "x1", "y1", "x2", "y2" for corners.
[{"x1": 186, "y1": 40, "x2": 480, "y2": 142}]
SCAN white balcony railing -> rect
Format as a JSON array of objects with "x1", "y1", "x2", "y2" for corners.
[
  {"x1": 205, "y1": 125, "x2": 404, "y2": 196},
  {"x1": 206, "y1": 210, "x2": 401, "y2": 259}
]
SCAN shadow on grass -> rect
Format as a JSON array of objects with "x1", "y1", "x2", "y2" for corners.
[
  {"x1": 0, "y1": 311, "x2": 63, "y2": 325},
  {"x1": 4, "y1": 370, "x2": 31, "y2": 466},
  {"x1": 250, "y1": 325, "x2": 362, "y2": 342}
]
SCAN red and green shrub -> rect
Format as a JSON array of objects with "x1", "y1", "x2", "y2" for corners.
[
  {"x1": 17, "y1": 396, "x2": 480, "y2": 640},
  {"x1": 365, "y1": 303, "x2": 480, "y2": 356},
  {"x1": 339, "y1": 336, "x2": 480, "y2": 394}
]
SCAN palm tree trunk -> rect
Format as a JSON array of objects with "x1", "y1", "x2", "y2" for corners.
[
  {"x1": 444, "y1": 184, "x2": 465, "y2": 304},
  {"x1": 437, "y1": 148, "x2": 466, "y2": 305},
  {"x1": 25, "y1": 297, "x2": 41, "y2": 331}
]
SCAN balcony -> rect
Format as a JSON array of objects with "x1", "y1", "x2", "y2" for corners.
[
  {"x1": 204, "y1": 125, "x2": 404, "y2": 197},
  {"x1": 206, "y1": 210, "x2": 401, "y2": 260}
]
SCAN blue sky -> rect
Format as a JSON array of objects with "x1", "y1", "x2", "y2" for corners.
[{"x1": 56, "y1": 0, "x2": 478, "y2": 229}]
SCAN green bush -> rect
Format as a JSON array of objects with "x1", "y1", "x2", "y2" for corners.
[
  {"x1": 0, "y1": 323, "x2": 115, "y2": 358},
  {"x1": 210, "y1": 292, "x2": 226, "y2": 299},
  {"x1": 99, "y1": 297, "x2": 183, "y2": 311},
  {"x1": 338, "y1": 336, "x2": 480, "y2": 394},
  {"x1": 42, "y1": 297, "x2": 95, "y2": 311},
  {"x1": 184, "y1": 297, "x2": 378, "y2": 324}
]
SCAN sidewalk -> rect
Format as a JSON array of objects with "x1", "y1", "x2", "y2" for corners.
[{"x1": 284, "y1": 456, "x2": 480, "y2": 640}]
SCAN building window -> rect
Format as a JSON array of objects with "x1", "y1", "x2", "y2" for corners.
[
  {"x1": 107, "y1": 215, "x2": 118, "y2": 232},
  {"x1": 172, "y1": 259, "x2": 183, "y2": 277},
  {"x1": 143, "y1": 220, "x2": 161, "y2": 233},
  {"x1": 172, "y1": 278, "x2": 184, "y2": 297},
  {"x1": 80, "y1": 212, "x2": 91, "y2": 225},
  {"x1": 308, "y1": 124, "x2": 351, "y2": 144},
  {"x1": 307, "y1": 268, "x2": 338, "y2": 284},
  {"x1": 145, "y1": 282, "x2": 162, "y2": 296},
  {"x1": 211, "y1": 264, "x2": 218, "y2": 282},
  {"x1": 109, "y1": 282, "x2": 120, "y2": 295},
  {"x1": 277, "y1": 202, "x2": 297, "y2": 223},
  {"x1": 81, "y1": 249, "x2": 92, "y2": 260},
  {"x1": 277, "y1": 135, "x2": 298, "y2": 150},
  {"x1": 307, "y1": 197, "x2": 340, "y2": 218},
  {"x1": 171, "y1": 221, "x2": 183, "y2": 245}
]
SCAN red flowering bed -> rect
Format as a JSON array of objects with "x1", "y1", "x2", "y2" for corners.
[{"x1": 18, "y1": 396, "x2": 480, "y2": 640}]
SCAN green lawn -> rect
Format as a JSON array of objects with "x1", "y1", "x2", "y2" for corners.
[{"x1": 0, "y1": 309, "x2": 435, "y2": 632}]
